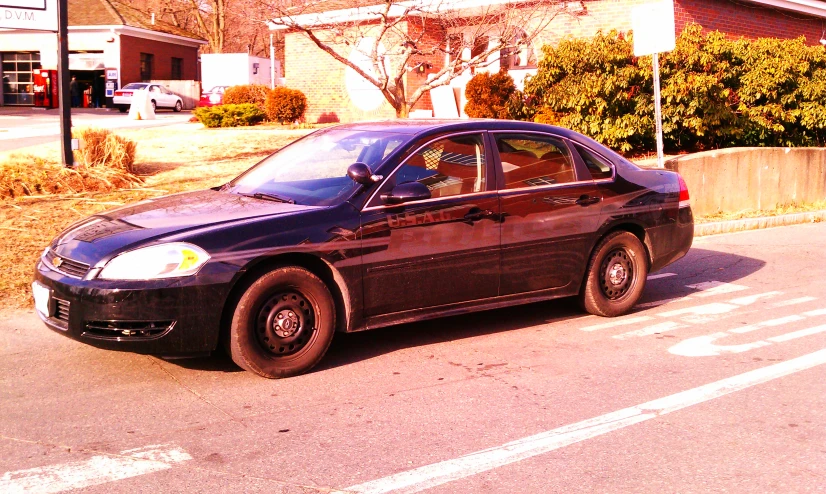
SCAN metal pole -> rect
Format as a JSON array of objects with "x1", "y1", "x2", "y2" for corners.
[
  {"x1": 270, "y1": 33, "x2": 276, "y2": 89},
  {"x1": 57, "y1": 0, "x2": 72, "y2": 167},
  {"x1": 652, "y1": 52, "x2": 664, "y2": 169}
]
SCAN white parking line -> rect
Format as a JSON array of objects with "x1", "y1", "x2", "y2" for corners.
[
  {"x1": 613, "y1": 321, "x2": 686, "y2": 340},
  {"x1": 647, "y1": 272, "x2": 677, "y2": 280},
  {"x1": 768, "y1": 325, "x2": 826, "y2": 343},
  {"x1": 339, "y1": 349, "x2": 826, "y2": 494},
  {"x1": 580, "y1": 316, "x2": 655, "y2": 332},
  {"x1": 729, "y1": 291, "x2": 783, "y2": 306},
  {"x1": 0, "y1": 444, "x2": 191, "y2": 494},
  {"x1": 658, "y1": 303, "x2": 740, "y2": 318},
  {"x1": 685, "y1": 281, "x2": 749, "y2": 297},
  {"x1": 729, "y1": 315, "x2": 806, "y2": 334},
  {"x1": 636, "y1": 296, "x2": 691, "y2": 309},
  {"x1": 771, "y1": 297, "x2": 817, "y2": 308}
]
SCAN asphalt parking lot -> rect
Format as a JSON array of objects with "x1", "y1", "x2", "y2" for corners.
[{"x1": 1, "y1": 222, "x2": 825, "y2": 493}]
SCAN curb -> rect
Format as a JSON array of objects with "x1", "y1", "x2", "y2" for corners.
[{"x1": 695, "y1": 210, "x2": 826, "y2": 237}]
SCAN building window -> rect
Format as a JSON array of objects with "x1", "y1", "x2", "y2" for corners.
[
  {"x1": 140, "y1": 53, "x2": 154, "y2": 81},
  {"x1": 2, "y1": 52, "x2": 41, "y2": 105},
  {"x1": 500, "y1": 30, "x2": 536, "y2": 70},
  {"x1": 171, "y1": 57, "x2": 183, "y2": 80}
]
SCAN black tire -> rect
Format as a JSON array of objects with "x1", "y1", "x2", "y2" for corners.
[
  {"x1": 580, "y1": 231, "x2": 648, "y2": 317},
  {"x1": 118, "y1": 106, "x2": 127, "y2": 113},
  {"x1": 174, "y1": 100, "x2": 182, "y2": 112},
  {"x1": 229, "y1": 267, "x2": 335, "y2": 378},
  {"x1": 150, "y1": 100, "x2": 157, "y2": 112}
]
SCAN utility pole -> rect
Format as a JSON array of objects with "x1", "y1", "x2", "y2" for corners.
[{"x1": 57, "y1": 0, "x2": 73, "y2": 166}]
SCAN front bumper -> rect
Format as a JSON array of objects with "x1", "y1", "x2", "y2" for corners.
[{"x1": 33, "y1": 260, "x2": 235, "y2": 356}]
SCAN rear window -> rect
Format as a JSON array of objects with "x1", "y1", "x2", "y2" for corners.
[
  {"x1": 575, "y1": 144, "x2": 613, "y2": 180},
  {"x1": 122, "y1": 83, "x2": 148, "y2": 90}
]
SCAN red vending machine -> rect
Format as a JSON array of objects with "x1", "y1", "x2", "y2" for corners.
[{"x1": 33, "y1": 70, "x2": 59, "y2": 109}]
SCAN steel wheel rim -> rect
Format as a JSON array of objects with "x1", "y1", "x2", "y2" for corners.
[
  {"x1": 255, "y1": 291, "x2": 315, "y2": 356},
  {"x1": 599, "y1": 248, "x2": 634, "y2": 300}
]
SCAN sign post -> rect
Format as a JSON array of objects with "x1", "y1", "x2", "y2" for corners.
[
  {"x1": 631, "y1": 0, "x2": 675, "y2": 169},
  {"x1": 1, "y1": 0, "x2": 70, "y2": 166}
]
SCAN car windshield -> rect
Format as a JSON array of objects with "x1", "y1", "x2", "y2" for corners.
[
  {"x1": 122, "y1": 83, "x2": 148, "y2": 90},
  {"x1": 226, "y1": 128, "x2": 408, "y2": 206}
]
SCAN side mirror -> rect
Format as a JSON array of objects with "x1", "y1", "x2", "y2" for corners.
[
  {"x1": 347, "y1": 162, "x2": 383, "y2": 186},
  {"x1": 381, "y1": 181, "x2": 431, "y2": 205}
]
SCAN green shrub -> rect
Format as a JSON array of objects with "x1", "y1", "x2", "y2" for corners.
[
  {"x1": 523, "y1": 24, "x2": 826, "y2": 153},
  {"x1": 464, "y1": 71, "x2": 517, "y2": 119},
  {"x1": 264, "y1": 87, "x2": 307, "y2": 123},
  {"x1": 222, "y1": 84, "x2": 270, "y2": 107},
  {"x1": 193, "y1": 104, "x2": 267, "y2": 128}
]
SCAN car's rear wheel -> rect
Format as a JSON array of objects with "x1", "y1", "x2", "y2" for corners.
[
  {"x1": 150, "y1": 100, "x2": 157, "y2": 112},
  {"x1": 229, "y1": 267, "x2": 335, "y2": 378},
  {"x1": 174, "y1": 101, "x2": 182, "y2": 112},
  {"x1": 118, "y1": 106, "x2": 127, "y2": 113},
  {"x1": 580, "y1": 231, "x2": 648, "y2": 317}
]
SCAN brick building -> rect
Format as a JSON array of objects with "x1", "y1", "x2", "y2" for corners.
[
  {"x1": 0, "y1": 0, "x2": 204, "y2": 106},
  {"x1": 274, "y1": 0, "x2": 826, "y2": 123}
]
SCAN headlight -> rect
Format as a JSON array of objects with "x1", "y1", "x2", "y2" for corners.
[{"x1": 98, "y1": 242, "x2": 210, "y2": 280}]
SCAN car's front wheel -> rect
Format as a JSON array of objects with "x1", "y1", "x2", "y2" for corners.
[
  {"x1": 580, "y1": 231, "x2": 648, "y2": 317},
  {"x1": 174, "y1": 100, "x2": 182, "y2": 112},
  {"x1": 229, "y1": 267, "x2": 336, "y2": 378}
]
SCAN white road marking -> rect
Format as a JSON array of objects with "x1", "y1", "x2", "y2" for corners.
[
  {"x1": 647, "y1": 272, "x2": 677, "y2": 280},
  {"x1": 668, "y1": 333, "x2": 771, "y2": 357},
  {"x1": 729, "y1": 315, "x2": 806, "y2": 334},
  {"x1": 729, "y1": 291, "x2": 783, "y2": 306},
  {"x1": 768, "y1": 325, "x2": 826, "y2": 343},
  {"x1": 613, "y1": 321, "x2": 685, "y2": 340},
  {"x1": 658, "y1": 303, "x2": 740, "y2": 318},
  {"x1": 669, "y1": 309, "x2": 826, "y2": 357},
  {"x1": 636, "y1": 296, "x2": 691, "y2": 309},
  {"x1": 0, "y1": 444, "x2": 191, "y2": 494},
  {"x1": 685, "y1": 281, "x2": 749, "y2": 297},
  {"x1": 771, "y1": 296, "x2": 817, "y2": 308},
  {"x1": 340, "y1": 349, "x2": 826, "y2": 494},
  {"x1": 580, "y1": 316, "x2": 655, "y2": 332}
]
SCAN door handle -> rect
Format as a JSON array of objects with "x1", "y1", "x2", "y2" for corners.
[
  {"x1": 576, "y1": 195, "x2": 601, "y2": 206},
  {"x1": 463, "y1": 209, "x2": 494, "y2": 223}
]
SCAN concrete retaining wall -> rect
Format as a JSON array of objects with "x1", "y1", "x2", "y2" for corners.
[{"x1": 664, "y1": 147, "x2": 826, "y2": 217}]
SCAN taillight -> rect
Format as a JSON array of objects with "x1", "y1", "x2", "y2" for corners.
[{"x1": 678, "y1": 174, "x2": 690, "y2": 207}]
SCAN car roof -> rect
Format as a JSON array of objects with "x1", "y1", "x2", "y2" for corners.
[{"x1": 329, "y1": 119, "x2": 585, "y2": 140}]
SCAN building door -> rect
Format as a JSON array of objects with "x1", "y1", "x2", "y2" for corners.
[{"x1": 2, "y1": 52, "x2": 41, "y2": 105}]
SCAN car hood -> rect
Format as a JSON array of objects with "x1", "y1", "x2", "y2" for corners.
[{"x1": 50, "y1": 189, "x2": 317, "y2": 265}]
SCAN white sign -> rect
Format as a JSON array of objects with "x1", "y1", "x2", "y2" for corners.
[
  {"x1": 0, "y1": 0, "x2": 57, "y2": 31},
  {"x1": 631, "y1": 0, "x2": 675, "y2": 57}
]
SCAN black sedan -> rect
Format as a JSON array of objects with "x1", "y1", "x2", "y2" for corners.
[{"x1": 33, "y1": 120, "x2": 693, "y2": 378}]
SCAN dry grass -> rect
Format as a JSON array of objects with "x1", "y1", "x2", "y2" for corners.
[
  {"x1": 696, "y1": 201, "x2": 826, "y2": 223},
  {"x1": 0, "y1": 123, "x2": 310, "y2": 310},
  {"x1": 73, "y1": 127, "x2": 137, "y2": 172}
]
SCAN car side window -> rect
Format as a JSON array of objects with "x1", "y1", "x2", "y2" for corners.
[
  {"x1": 495, "y1": 134, "x2": 576, "y2": 188},
  {"x1": 392, "y1": 134, "x2": 487, "y2": 199},
  {"x1": 149, "y1": 86, "x2": 160, "y2": 93},
  {"x1": 574, "y1": 144, "x2": 614, "y2": 180}
]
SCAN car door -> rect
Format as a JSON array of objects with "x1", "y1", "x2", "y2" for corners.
[
  {"x1": 493, "y1": 132, "x2": 603, "y2": 295},
  {"x1": 360, "y1": 132, "x2": 501, "y2": 317}
]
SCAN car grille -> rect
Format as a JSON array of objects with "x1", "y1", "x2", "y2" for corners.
[
  {"x1": 44, "y1": 249, "x2": 90, "y2": 278},
  {"x1": 53, "y1": 298, "x2": 70, "y2": 322},
  {"x1": 83, "y1": 320, "x2": 175, "y2": 340}
]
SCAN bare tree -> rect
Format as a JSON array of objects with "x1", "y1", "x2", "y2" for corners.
[
  {"x1": 121, "y1": 0, "x2": 283, "y2": 56},
  {"x1": 265, "y1": 0, "x2": 562, "y2": 117}
]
